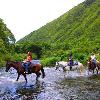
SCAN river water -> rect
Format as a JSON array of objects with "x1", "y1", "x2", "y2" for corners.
[{"x1": 0, "y1": 67, "x2": 100, "y2": 100}]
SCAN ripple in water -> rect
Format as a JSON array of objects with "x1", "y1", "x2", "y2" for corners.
[{"x1": 0, "y1": 67, "x2": 100, "y2": 100}]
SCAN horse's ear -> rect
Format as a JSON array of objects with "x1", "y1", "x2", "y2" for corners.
[
  {"x1": 6, "y1": 60, "x2": 9, "y2": 63},
  {"x1": 6, "y1": 60, "x2": 10, "y2": 64}
]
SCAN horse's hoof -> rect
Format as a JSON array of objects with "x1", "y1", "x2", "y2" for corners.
[{"x1": 36, "y1": 78, "x2": 38, "y2": 81}]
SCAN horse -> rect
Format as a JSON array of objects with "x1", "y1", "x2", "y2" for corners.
[
  {"x1": 5, "y1": 61, "x2": 45, "y2": 83},
  {"x1": 55, "y1": 61, "x2": 84, "y2": 74},
  {"x1": 87, "y1": 58, "x2": 100, "y2": 74},
  {"x1": 55, "y1": 61, "x2": 68, "y2": 71}
]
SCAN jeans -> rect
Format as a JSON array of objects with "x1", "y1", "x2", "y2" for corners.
[{"x1": 23, "y1": 62, "x2": 30, "y2": 72}]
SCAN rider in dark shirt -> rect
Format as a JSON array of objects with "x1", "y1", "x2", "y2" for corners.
[{"x1": 68, "y1": 52, "x2": 73, "y2": 70}]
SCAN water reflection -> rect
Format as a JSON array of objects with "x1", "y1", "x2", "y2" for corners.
[{"x1": 16, "y1": 80, "x2": 45, "y2": 100}]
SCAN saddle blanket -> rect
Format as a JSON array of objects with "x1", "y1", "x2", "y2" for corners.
[
  {"x1": 68, "y1": 61, "x2": 78, "y2": 66},
  {"x1": 31, "y1": 60, "x2": 41, "y2": 65}
]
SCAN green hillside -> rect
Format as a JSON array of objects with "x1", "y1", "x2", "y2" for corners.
[{"x1": 16, "y1": 0, "x2": 100, "y2": 65}]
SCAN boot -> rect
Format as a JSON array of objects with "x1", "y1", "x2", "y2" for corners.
[
  {"x1": 70, "y1": 66, "x2": 72, "y2": 70},
  {"x1": 28, "y1": 68, "x2": 31, "y2": 74}
]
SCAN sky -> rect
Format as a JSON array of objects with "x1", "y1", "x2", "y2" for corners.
[{"x1": 0, "y1": 0, "x2": 85, "y2": 41}]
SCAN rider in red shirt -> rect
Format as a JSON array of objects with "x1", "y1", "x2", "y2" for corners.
[
  {"x1": 26, "y1": 51, "x2": 32, "y2": 61},
  {"x1": 23, "y1": 51, "x2": 32, "y2": 73}
]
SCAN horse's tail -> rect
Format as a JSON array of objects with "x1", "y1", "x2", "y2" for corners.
[
  {"x1": 80, "y1": 63, "x2": 84, "y2": 73},
  {"x1": 41, "y1": 66, "x2": 45, "y2": 78}
]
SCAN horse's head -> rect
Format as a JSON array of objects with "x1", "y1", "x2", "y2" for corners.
[
  {"x1": 87, "y1": 57, "x2": 92, "y2": 64},
  {"x1": 87, "y1": 57, "x2": 96, "y2": 70},
  {"x1": 5, "y1": 61, "x2": 12, "y2": 72}
]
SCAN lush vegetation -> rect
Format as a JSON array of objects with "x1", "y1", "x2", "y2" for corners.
[
  {"x1": 16, "y1": 0, "x2": 100, "y2": 66},
  {"x1": 0, "y1": 0, "x2": 100, "y2": 67},
  {"x1": 0, "y1": 18, "x2": 15, "y2": 66}
]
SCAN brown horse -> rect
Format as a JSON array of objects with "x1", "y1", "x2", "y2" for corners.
[
  {"x1": 87, "y1": 58, "x2": 100, "y2": 74},
  {"x1": 5, "y1": 61, "x2": 45, "y2": 83}
]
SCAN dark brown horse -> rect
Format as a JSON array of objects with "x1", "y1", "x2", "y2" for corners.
[
  {"x1": 87, "y1": 58, "x2": 100, "y2": 74},
  {"x1": 5, "y1": 61, "x2": 45, "y2": 83}
]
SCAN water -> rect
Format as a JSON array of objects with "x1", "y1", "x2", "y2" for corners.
[{"x1": 0, "y1": 67, "x2": 100, "y2": 100}]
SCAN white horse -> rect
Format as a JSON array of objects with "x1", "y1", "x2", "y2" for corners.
[{"x1": 55, "y1": 61, "x2": 84, "y2": 74}]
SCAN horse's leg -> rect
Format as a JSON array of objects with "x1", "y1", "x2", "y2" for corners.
[
  {"x1": 16, "y1": 73, "x2": 20, "y2": 81},
  {"x1": 75, "y1": 66, "x2": 78, "y2": 73},
  {"x1": 93, "y1": 69, "x2": 94, "y2": 74},
  {"x1": 88, "y1": 69, "x2": 89, "y2": 75},
  {"x1": 88, "y1": 68, "x2": 91, "y2": 75},
  {"x1": 55, "y1": 65, "x2": 60, "y2": 71},
  {"x1": 22, "y1": 73, "x2": 27, "y2": 83},
  {"x1": 93, "y1": 63, "x2": 96, "y2": 74},
  {"x1": 55, "y1": 65, "x2": 59, "y2": 70},
  {"x1": 70, "y1": 66, "x2": 72, "y2": 71},
  {"x1": 96, "y1": 69, "x2": 98, "y2": 74},
  {"x1": 96, "y1": 66, "x2": 98, "y2": 74},
  {"x1": 36, "y1": 72, "x2": 41, "y2": 81},
  {"x1": 55, "y1": 62, "x2": 60, "y2": 70},
  {"x1": 41, "y1": 67, "x2": 45, "y2": 78},
  {"x1": 63, "y1": 67, "x2": 65, "y2": 72},
  {"x1": 79, "y1": 65, "x2": 83, "y2": 74},
  {"x1": 63, "y1": 67, "x2": 66, "y2": 72}
]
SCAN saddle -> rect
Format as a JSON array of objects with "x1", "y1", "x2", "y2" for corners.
[
  {"x1": 68, "y1": 61, "x2": 78, "y2": 66},
  {"x1": 23, "y1": 61, "x2": 31, "y2": 67},
  {"x1": 21, "y1": 61, "x2": 31, "y2": 74},
  {"x1": 73, "y1": 61, "x2": 78, "y2": 65},
  {"x1": 31, "y1": 60, "x2": 40, "y2": 65},
  {"x1": 22, "y1": 60, "x2": 41, "y2": 73}
]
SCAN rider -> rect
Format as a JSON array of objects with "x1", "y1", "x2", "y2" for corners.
[
  {"x1": 90, "y1": 53, "x2": 97, "y2": 67},
  {"x1": 27, "y1": 51, "x2": 32, "y2": 61},
  {"x1": 23, "y1": 51, "x2": 32, "y2": 72},
  {"x1": 68, "y1": 52, "x2": 73, "y2": 70}
]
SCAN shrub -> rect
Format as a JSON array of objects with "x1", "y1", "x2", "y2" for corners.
[{"x1": 41, "y1": 57, "x2": 60, "y2": 67}]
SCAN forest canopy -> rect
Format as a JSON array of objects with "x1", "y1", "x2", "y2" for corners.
[
  {"x1": 16, "y1": 0, "x2": 100, "y2": 65},
  {"x1": 0, "y1": 0, "x2": 100, "y2": 66},
  {"x1": 0, "y1": 18, "x2": 15, "y2": 66}
]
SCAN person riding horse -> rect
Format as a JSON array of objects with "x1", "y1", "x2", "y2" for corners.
[
  {"x1": 23, "y1": 51, "x2": 32, "y2": 73},
  {"x1": 68, "y1": 52, "x2": 73, "y2": 70},
  {"x1": 5, "y1": 61, "x2": 45, "y2": 83},
  {"x1": 87, "y1": 53, "x2": 99, "y2": 74}
]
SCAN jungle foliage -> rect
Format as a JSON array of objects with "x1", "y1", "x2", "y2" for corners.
[
  {"x1": 16, "y1": 0, "x2": 100, "y2": 66},
  {"x1": 0, "y1": 0, "x2": 99, "y2": 67},
  {"x1": 0, "y1": 18, "x2": 15, "y2": 66}
]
